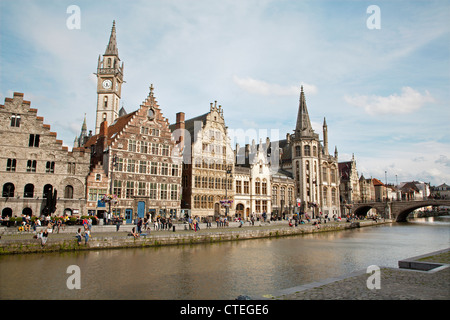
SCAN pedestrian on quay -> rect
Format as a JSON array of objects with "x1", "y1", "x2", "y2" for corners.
[
  {"x1": 75, "y1": 228, "x2": 82, "y2": 245},
  {"x1": 39, "y1": 229, "x2": 49, "y2": 246},
  {"x1": 83, "y1": 226, "x2": 90, "y2": 245}
]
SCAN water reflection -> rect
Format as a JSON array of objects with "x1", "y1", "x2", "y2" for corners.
[{"x1": 1, "y1": 218, "x2": 449, "y2": 300}]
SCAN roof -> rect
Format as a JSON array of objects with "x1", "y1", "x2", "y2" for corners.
[{"x1": 84, "y1": 111, "x2": 137, "y2": 148}]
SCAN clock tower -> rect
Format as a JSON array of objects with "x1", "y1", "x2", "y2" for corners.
[{"x1": 95, "y1": 20, "x2": 124, "y2": 134}]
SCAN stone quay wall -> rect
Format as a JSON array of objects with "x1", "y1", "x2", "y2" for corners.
[{"x1": 0, "y1": 219, "x2": 390, "y2": 255}]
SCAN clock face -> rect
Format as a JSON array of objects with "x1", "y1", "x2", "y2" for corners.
[{"x1": 102, "y1": 79, "x2": 112, "y2": 89}]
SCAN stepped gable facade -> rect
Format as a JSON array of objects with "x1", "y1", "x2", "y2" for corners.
[
  {"x1": 84, "y1": 86, "x2": 182, "y2": 221},
  {"x1": 0, "y1": 92, "x2": 91, "y2": 218}
]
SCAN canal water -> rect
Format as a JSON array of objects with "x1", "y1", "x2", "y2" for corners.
[{"x1": 1, "y1": 216, "x2": 449, "y2": 300}]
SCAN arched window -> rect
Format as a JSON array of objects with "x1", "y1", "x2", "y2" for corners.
[
  {"x1": 22, "y1": 207, "x2": 32, "y2": 217},
  {"x1": 304, "y1": 145, "x2": 311, "y2": 156},
  {"x1": 255, "y1": 178, "x2": 261, "y2": 194},
  {"x1": 2, "y1": 183, "x2": 15, "y2": 197},
  {"x1": 313, "y1": 146, "x2": 317, "y2": 156},
  {"x1": 24, "y1": 184, "x2": 34, "y2": 198},
  {"x1": 43, "y1": 184, "x2": 53, "y2": 198},
  {"x1": 2, "y1": 207, "x2": 13, "y2": 218},
  {"x1": 64, "y1": 185, "x2": 74, "y2": 199},
  {"x1": 262, "y1": 179, "x2": 267, "y2": 195}
]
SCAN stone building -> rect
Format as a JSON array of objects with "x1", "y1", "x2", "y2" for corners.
[
  {"x1": 84, "y1": 86, "x2": 182, "y2": 222},
  {"x1": 234, "y1": 139, "x2": 272, "y2": 220},
  {"x1": 0, "y1": 92, "x2": 91, "y2": 218},
  {"x1": 171, "y1": 102, "x2": 235, "y2": 219},
  {"x1": 338, "y1": 154, "x2": 361, "y2": 215},
  {"x1": 270, "y1": 86, "x2": 340, "y2": 218},
  {"x1": 271, "y1": 169, "x2": 296, "y2": 218},
  {"x1": 359, "y1": 176, "x2": 376, "y2": 202}
]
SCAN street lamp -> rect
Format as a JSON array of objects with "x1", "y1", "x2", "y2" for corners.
[
  {"x1": 108, "y1": 154, "x2": 118, "y2": 222},
  {"x1": 225, "y1": 167, "x2": 232, "y2": 218}
]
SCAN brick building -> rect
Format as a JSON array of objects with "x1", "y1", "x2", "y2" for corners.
[{"x1": 85, "y1": 86, "x2": 182, "y2": 222}]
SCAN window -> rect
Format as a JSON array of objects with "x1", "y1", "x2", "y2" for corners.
[
  {"x1": 255, "y1": 179, "x2": 261, "y2": 194},
  {"x1": 68, "y1": 162, "x2": 76, "y2": 174},
  {"x1": 160, "y1": 183, "x2": 168, "y2": 200},
  {"x1": 208, "y1": 196, "x2": 213, "y2": 209},
  {"x1": 262, "y1": 179, "x2": 267, "y2": 195},
  {"x1": 139, "y1": 160, "x2": 147, "y2": 174},
  {"x1": 262, "y1": 200, "x2": 268, "y2": 213},
  {"x1": 171, "y1": 185, "x2": 178, "y2": 200},
  {"x1": 138, "y1": 182, "x2": 146, "y2": 196},
  {"x1": 127, "y1": 159, "x2": 136, "y2": 173},
  {"x1": 295, "y1": 146, "x2": 301, "y2": 157},
  {"x1": 29, "y1": 134, "x2": 40, "y2": 147},
  {"x1": 140, "y1": 141, "x2": 148, "y2": 154},
  {"x1": 27, "y1": 160, "x2": 37, "y2": 172},
  {"x1": 151, "y1": 143, "x2": 159, "y2": 155},
  {"x1": 161, "y1": 163, "x2": 169, "y2": 176},
  {"x1": 43, "y1": 184, "x2": 53, "y2": 198},
  {"x1": 128, "y1": 140, "x2": 137, "y2": 152},
  {"x1": 322, "y1": 167, "x2": 328, "y2": 182},
  {"x1": 10, "y1": 114, "x2": 21, "y2": 127},
  {"x1": 116, "y1": 158, "x2": 123, "y2": 171},
  {"x1": 89, "y1": 188, "x2": 107, "y2": 201},
  {"x1": 172, "y1": 164, "x2": 179, "y2": 177},
  {"x1": 161, "y1": 145, "x2": 169, "y2": 156},
  {"x1": 256, "y1": 200, "x2": 261, "y2": 213},
  {"x1": 194, "y1": 196, "x2": 200, "y2": 209},
  {"x1": 150, "y1": 162, "x2": 158, "y2": 175},
  {"x1": 149, "y1": 183, "x2": 157, "y2": 199},
  {"x1": 194, "y1": 176, "x2": 201, "y2": 188},
  {"x1": 323, "y1": 187, "x2": 328, "y2": 206},
  {"x1": 331, "y1": 169, "x2": 336, "y2": 184},
  {"x1": 272, "y1": 186, "x2": 278, "y2": 205},
  {"x1": 95, "y1": 174, "x2": 102, "y2": 181},
  {"x1": 332, "y1": 188, "x2": 336, "y2": 205},
  {"x1": 244, "y1": 181, "x2": 249, "y2": 194},
  {"x1": 104, "y1": 96, "x2": 108, "y2": 108},
  {"x1": 126, "y1": 181, "x2": 134, "y2": 198},
  {"x1": 313, "y1": 146, "x2": 317, "y2": 156},
  {"x1": 304, "y1": 145, "x2": 311, "y2": 156},
  {"x1": 113, "y1": 180, "x2": 122, "y2": 198},
  {"x1": 46, "y1": 161, "x2": 55, "y2": 173},
  {"x1": 236, "y1": 180, "x2": 242, "y2": 194},
  {"x1": 6, "y1": 159, "x2": 16, "y2": 172},
  {"x1": 24, "y1": 184, "x2": 34, "y2": 198},
  {"x1": 2, "y1": 183, "x2": 15, "y2": 197},
  {"x1": 64, "y1": 185, "x2": 74, "y2": 199}
]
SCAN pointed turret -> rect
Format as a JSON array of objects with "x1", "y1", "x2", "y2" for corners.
[
  {"x1": 105, "y1": 20, "x2": 119, "y2": 57},
  {"x1": 323, "y1": 117, "x2": 329, "y2": 155},
  {"x1": 295, "y1": 85, "x2": 314, "y2": 137}
]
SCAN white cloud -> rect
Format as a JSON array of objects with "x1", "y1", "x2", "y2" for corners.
[
  {"x1": 233, "y1": 76, "x2": 318, "y2": 96},
  {"x1": 344, "y1": 87, "x2": 435, "y2": 116}
]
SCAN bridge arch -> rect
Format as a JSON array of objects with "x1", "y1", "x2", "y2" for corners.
[{"x1": 395, "y1": 201, "x2": 450, "y2": 222}]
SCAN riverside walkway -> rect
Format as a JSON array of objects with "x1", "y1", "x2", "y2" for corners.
[
  {"x1": 257, "y1": 248, "x2": 450, "y2": 300},
  {"x1": 0, "y1": 218, "x2": 384, "y2": 254}
]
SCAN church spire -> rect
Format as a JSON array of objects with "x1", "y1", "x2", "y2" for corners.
[
  {"x1": 105, "y1": 20, "x2": 119, "y2": 57},
  {"x1": 295, "y1": 85, "x2": 313, "y2": 136}
]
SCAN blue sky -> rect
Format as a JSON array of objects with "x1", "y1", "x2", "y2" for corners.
[{"x1": 1, "y1": 0, "x2": 449, "y2": 186}]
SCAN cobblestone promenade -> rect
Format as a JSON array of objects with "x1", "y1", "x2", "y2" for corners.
[{"x1": 263, "y1": 249, "x2": 450, "y2": 300}]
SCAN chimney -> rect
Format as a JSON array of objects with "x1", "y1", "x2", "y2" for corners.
[{"x1": 175, "y1": 112, "x2": 185, "y2": 146}]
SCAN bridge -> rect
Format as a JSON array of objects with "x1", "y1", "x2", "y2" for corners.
[{"x1": 351, "y1": 199, "x2": 450, "y2": 222}]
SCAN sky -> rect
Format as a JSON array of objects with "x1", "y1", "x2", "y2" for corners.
[{"x1": 1, "y1": 0, "x2": 449, "y2": 186}]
